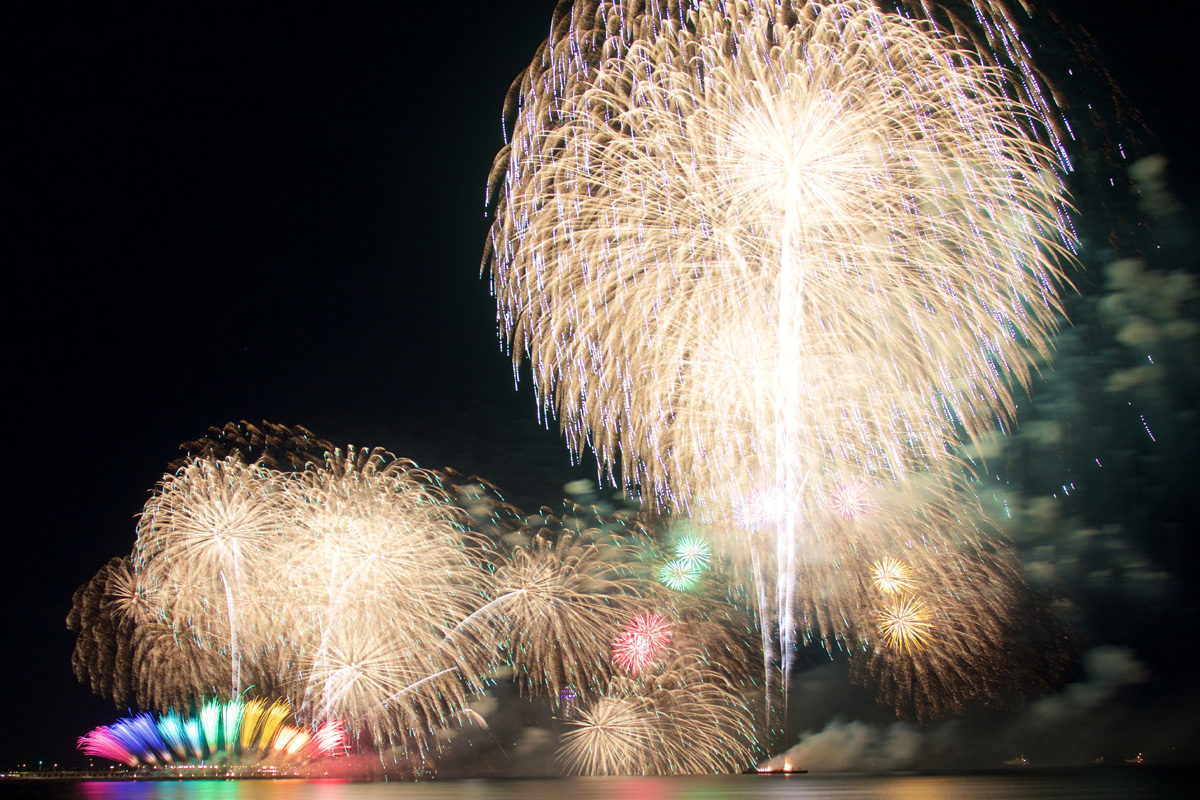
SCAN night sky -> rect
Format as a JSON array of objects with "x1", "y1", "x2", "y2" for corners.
[{"x1": 8, "y1": 0, "x2": 1197, "y2": 769}]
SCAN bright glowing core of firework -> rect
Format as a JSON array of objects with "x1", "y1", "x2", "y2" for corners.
[{"x1": 673, "y1": 536, "x2": 712, "y2": 571}]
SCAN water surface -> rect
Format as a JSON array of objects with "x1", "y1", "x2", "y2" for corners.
[{"x1": 3, "y1": 771, "x2": 1196, "y2": 800}]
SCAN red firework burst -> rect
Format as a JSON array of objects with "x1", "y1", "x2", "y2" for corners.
[{"x1": 611, "y1": 612, "x2": 672, "y2": 674}]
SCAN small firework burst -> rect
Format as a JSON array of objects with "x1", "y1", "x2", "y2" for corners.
[
  {"x1": 559, "y1": 662, "x2": 757, "y2": 775},
  {"x1": 872, "y1": 558, "x2": 915, "y2": 595},
  {"x1": 658, "y1": 559, "x2": 701, "y2": 592},
  {"x1": 673, "y1": 536, "x2": 712, "y2": 571},
  {"x1": 878, "y1": 594, "x2": 934, "y2": 653},
  {"x1": 829, "y1": 482, "x2": 875, "y2": 520},
  {"x1": 732, "y1": 486, "x2": 794, "y2": 531},
  {"x1": 558, "y1": 697, "x2": 656, "y2": 775},
  {"x1": 612, "y1": 613, "x2": 673, "y2": 675}
]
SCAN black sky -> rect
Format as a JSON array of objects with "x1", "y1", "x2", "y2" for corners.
[{"x1": 6, "y1": 0, "x2": 1196, "y2": 768}]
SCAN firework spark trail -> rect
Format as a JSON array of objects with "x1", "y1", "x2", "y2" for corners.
[
  {"x1": 169, "y1": 420, "x2": 336, "y2": 474},
  {"x1": 486, "y1": 0, "x2": 1075, "y2": 712}
]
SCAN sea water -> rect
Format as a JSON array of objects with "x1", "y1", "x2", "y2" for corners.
[{"x1": 2, "y1": 771, "x2": 1197, "y2": 800}]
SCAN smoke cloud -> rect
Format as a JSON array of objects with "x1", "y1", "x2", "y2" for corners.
[{"x1": 777, "y1": 646, "x2": 1150, "y2": 771}]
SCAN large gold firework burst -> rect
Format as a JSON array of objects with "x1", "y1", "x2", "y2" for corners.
[
  {"x1": 487, "y1": 0, "x2": 1073, "y2": 515},
  {"x1": 279, "y1": 448, "x2": 494, "y2": 748},
  {"x1": 135, "y1": 456, "x2": 295, "y2": 696}
]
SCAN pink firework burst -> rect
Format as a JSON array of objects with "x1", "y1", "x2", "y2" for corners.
[
  {"x1": 829, "y1": 482, "x2": 875, "y2": 520},
  {"x1": 611, "y1": 612, "x2": 672, "y2": 675}
]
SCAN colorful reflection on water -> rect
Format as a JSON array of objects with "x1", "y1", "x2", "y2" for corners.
[{"x1": 34, "y1": 771, "x2": 1191, "y2": 800}]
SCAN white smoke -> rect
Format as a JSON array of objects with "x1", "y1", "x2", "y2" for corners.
[
  {"x1": 769, "y1": 719, "x2": 922, "y2": 772},
  {"x1": 775, "y1": 647, "x2": 1149, "y2": 771},
  {"x1": 1017, "y1": 646, "x2": 1147, "y2": 733}
]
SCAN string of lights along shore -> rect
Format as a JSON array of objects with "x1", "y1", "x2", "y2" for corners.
[{"x1": 74, "y1": 0, "x2": 1086, "y2": 776}]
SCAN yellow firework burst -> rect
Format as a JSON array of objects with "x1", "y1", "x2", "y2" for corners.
[
  {"x1": 878, "y1": 594, "x2": 935, "y2": 653},
  {"x1": 871, "y1": 558, "x2": 916, "y2": 595}
]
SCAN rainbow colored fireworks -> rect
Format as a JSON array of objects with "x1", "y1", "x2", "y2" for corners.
[{"x1": 77, "y1": 697, "x2": 348, "y2": 768}]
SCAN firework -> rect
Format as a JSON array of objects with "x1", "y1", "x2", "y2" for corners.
[
  {"x1": 279, "y1": 447, "x2": 495, "y2": 748},
  {"x1": 611, "y1": 612, "x2": 673, "y2": 675},
  {"x1": 135, "y1": 456, "x2": 295, "y2": 695},
  {"x1": 878, "y1": 594, "x2": 935, "y2": 653},
  {"x1": 487, "y1": 0, "x2": 1071, "y2": 509},
  {"x1": 853, "y1": 541, "x2": 1073, "y2": 720},
  {"x1": 74, "y1": 439, "x2": 512, "y2": 752},
  {"x1": 658, "y1": 559, "x2": 701, "y2": 591},
  {"x1": 67, "y1": 557, "x2": 140, "y2": 706},
  {"x1": 558, "y1": 697, "x2": 656, "y2": 775},
  {"x1": 673, "y1": 535, "x2": 712, "y2": 572},
  {"x1": 486, "y1": 0, "x2": 1075, "y2": 706},
  {"x1": 78, "y1": 697, "x2": 349, "y2": 768},
  {"x1": 462, "y1": 533, "x2": 650, "y2": 700},
  {"x1": 168, "y1": 420, "x2": 335, "y2": 474},
  {"x1": 559, "y1": 655, "x2": 757, "y2": 775},
  {"x1": 830, "y1": 482, "x2": 875, "y2": 521},
  {"x1": 871, "y1": 558, "x2": 915, "y2": 595},
  {"x1": 129, "y1": 619, "x2": 232, "y2": 712}
]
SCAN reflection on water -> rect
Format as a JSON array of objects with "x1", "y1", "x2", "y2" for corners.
[{"x1": 0, "y1": 771, "x2": 1189, "y2": 800}]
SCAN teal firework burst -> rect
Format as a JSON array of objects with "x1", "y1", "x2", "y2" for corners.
[
  {"x1": 658, "y1": 558, "x2": 701, "y2": 592},
  {"x1": 673, "y1": 536, "x2": 712, "y2": 572}
]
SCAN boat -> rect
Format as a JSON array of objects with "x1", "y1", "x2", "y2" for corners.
[{"x1": 744, "y1": 762, "x2": 808, "y2": 775}]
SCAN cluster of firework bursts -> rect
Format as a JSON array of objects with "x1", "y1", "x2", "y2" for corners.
[
  {"x1": 73, "y1": 0, "x2": 1092, "y2": 776},
  {"x1": 70, "y1": 422, "x2": 761, "y2": 774},
  {"x1": 486, "y1": 0, "x2": 1076, "y2": 722}
]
